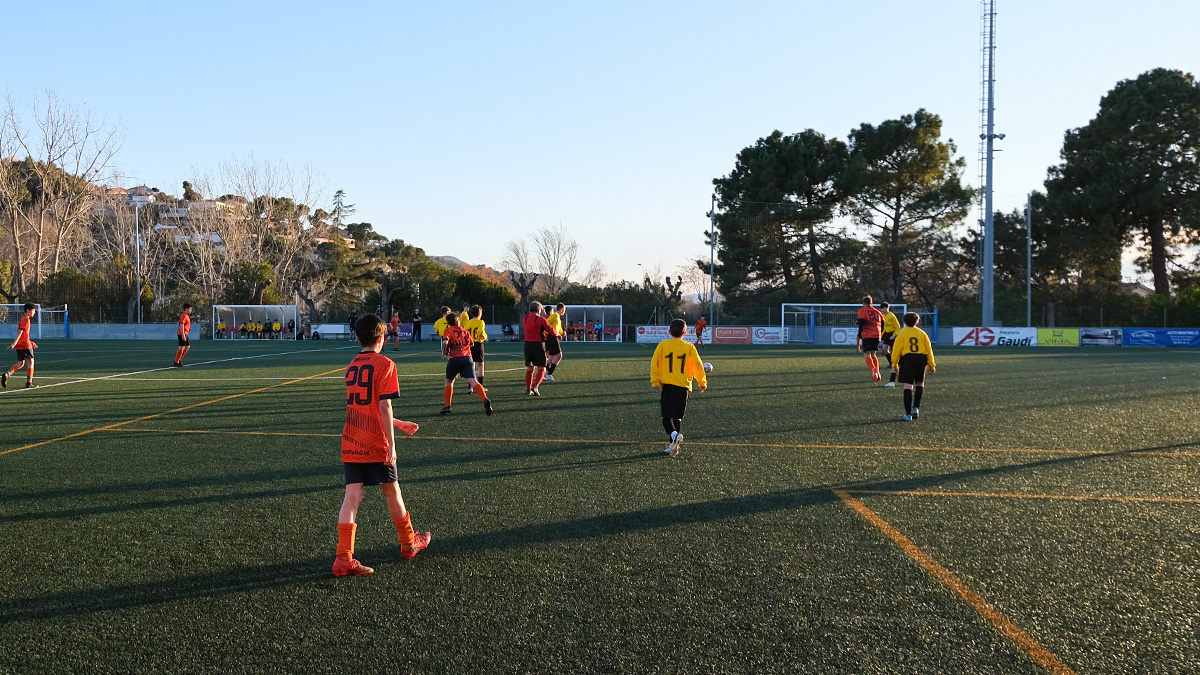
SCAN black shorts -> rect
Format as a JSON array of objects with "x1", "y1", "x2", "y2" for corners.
[
  {"x1": 177, "y1": 335, "x2": 190, "y2": 347},
  {"x1": 898, "y1": 353, "x2": 929, "y2": 385},
  {"x1": 882, "y1": 332, "x2": 896, "y2": 347},
  {"x1": 524, "y1": 341, "x2": 547, "y2": 367},
  {"x1": 446, "y1": 356, "x2": 476, "y2": 381},
  {"x1": 660, "y1": 383, "x2": 690, "y2": 420},
  {"x1": 545, "y1": 335, "x2": 561, "y2": 356},
  {"x1": 861, "y1": 337, "x2": 880, "y2": 352},
  {"x1": 15, "y1": 348, "x2": 33, "y2": 361},
  {"x1": 471, "y1": 343, "x2": 485, "y2": 363},
  {"x1": 344, "y1": 461, "x2": 398, "y2": 486}
]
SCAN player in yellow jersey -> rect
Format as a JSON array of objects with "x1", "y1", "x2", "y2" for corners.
[
  {"x1": 650, "y1": 319, "x2": 708, "y2": 457},
  {"x1": 891, "y1": 312, "x2": 936, "y2": 421},
  {"x1": 879, "y1": 302, "x2": 902, "y2": 387},
  {"x1": 543, "y1": 303, "x2": 566, "y2": 381},
  {"x1": 433, "y1": 306, "x2": 451, "y2": 343},
  {"x1": 462, "y1": 305, "x2": 489, "y2": 386}
]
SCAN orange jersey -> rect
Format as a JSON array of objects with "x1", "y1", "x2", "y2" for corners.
[
  {"x1": 178, "y1": 312, "x2": 191, "y2": 336},
  {"x1": 14, "y1": 316, "x2": 33, "y2": 350},
  {"x1": 340, "y1": 352, "x2": 400, "y2": 463},
  {"x1": 857, "y1": 306, "x2": 883, "y2": 339},
  {"x1": 443, "y1": 325, "x2": 474, "y2": 358},
  {"x1": 389, "y1": 316, "x2": 400, "y2": 331}
]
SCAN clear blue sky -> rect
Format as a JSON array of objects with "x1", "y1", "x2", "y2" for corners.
[{"x1": 6, "y1": 1, "x2": 1197, "y2": 285}]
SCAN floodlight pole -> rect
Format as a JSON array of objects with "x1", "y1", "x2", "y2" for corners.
[
  {"x1": 134, "y1": 201, "x2": 143, "y2": 324},
  {"x1": 980, "y1": 0, "x2": 997, "y2": 327},
  {"x1": 709, "y1": 193, "x2": 716, "y2": 328},
  {"x1": 1026, "y1": 192, "x2": 1032, "y2": 328}
]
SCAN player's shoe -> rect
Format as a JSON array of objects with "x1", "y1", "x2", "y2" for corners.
[
  {"x1": 902, "y1": 414, "x2": 912, "y2": 422},
  {"x1": 872, "y1": 371, "x2": 881, "y2": 382},
  {"x1": 1, "y1": 372, "x2": 7, "y2": 388},
  {"x1": 543, "y1": 374, "x2": 554, "y2": 382},
  {"x1": 173, "y1": 362, "x2": 183, "y2": 367},
  {"x1": 332, "y1": 557, "x2": 374, "y2": 576},
  {"x1": 911, "y1": 408, "x2": 919, "y2": 419},
  {"x1": 401, "y1": 532, "x2": 432, "y2": 560},
  {"x1": 531, "y1": 388, "x2": 541, "y2": 396},
  {"x1": 883, "y1": 381, "x2": 896, "y2": 387},
  {"x1": 24, "y1": 382, "x2": 36, "y2": 389},
  {"x1": 439, "y1": 406, "x2": 452, "y2": 415},
  {"x1": 667, "y1": 432, "x2": 683, "y2": 458},
  {"x1": 526, "y1": 389, "x2": 534, "y2": 396},
  {"x1": 484, "y1": 398, "x2": 493, "y2": 416}
]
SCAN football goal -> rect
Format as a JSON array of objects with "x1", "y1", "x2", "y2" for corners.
[
  {"x1": 781, "y1": 303, "x2": 908, "y2": 345},
  {"x1": 562, "y1": 305, "x2": 623, "y2": 342},
  {"x1": 0, "y1": 303, "x2": 69, "y2": 339},
  {"x1": 213, "y1": 305, "x2": 300, "y2": 340}
]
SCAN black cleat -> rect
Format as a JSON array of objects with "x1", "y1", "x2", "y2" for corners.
[
  {"x1": 24, "y1": 382, "x2": 36, "y2": 389},
  {"x1": 1, "y1": 372, "x2": 7, "y2": 388},
  {"x1": 173, "y1": 362, "x2": 183, "y2": 368},
  {"x1": 439, "y1": 406, "x2": 452, "y2": 415},
  {"x1": 531, "y1": 388, "x2": 541, "y2": 396},
  {"x1": 484, "y1": 398, "x2": 493, "y2": 416}
]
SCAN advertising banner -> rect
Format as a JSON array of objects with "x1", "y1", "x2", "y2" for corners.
[
  {"x1": 397, "y1": 323, "x2": 414, "y2": 341},
  {"x1": 830, "y1": 327, "x2": 857, "y2": 346},
  {"x1": 751, "y1": 326, "x2": 785, "y2": 345},
  {"x1": 712, "y1": 326, "x2": 752, "y2": 345},
  {"x1": 1080, "y1": 328, "x2": 1122, "y2": 346},
  {"x1": 635, "y1": 325, "x2": 697, "y2": 344},
  {"x1": 1122, "y1": 328, "x2": 1200, "y2": 347},
  {"x1": 952, "y1": 327, "x2": 1038, "y2": 346},
  {"x1": 1036, "y1": 328, "x2": 1079, "y2": 347}
]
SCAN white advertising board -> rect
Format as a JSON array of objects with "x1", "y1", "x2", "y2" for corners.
[
  {"x1": 952, "y1": 327, "x2": 1038, "y2": 346},
  {"x1": 751, "y1": 326, "x2": 785, "y2": 345},
  {"x1": 635, "y1": 325, "x2": 697, "y2": 344}
]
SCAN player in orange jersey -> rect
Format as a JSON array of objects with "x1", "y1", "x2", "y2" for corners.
[
  {"x1": 333, "y1": 314, "x2": 431, "y2": 577},
  {"x1": 388, "y1": 312, "x2": 402, "y2": 351},
  {"x1": 856, "y1": 295, "x2": 884, "y2": 382},
  {"x1": 173, "y1": 304, "x2": 193, "y2": 367},
  {"x1": 439, "y1": 313, "x2": 492, "y2": 415},
  {"x1": 3, "y1": 303, "x2": 38, "y2": 388},
  {"x1": 694, "y1": 316, "x2": 708, "y2": 348}
]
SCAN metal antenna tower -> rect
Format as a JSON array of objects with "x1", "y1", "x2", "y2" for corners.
[{"x1": 978, "y1": 0, "x2": 999, "y2": 325}]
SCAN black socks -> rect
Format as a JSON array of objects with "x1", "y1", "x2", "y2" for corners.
[
  {"x1": 903, "y1": 389, "x2": 913, "y2": 414},
  {"x1": 547, "y1": 363, "x2": 557, "y2": 375},
  {"x1": 913, "y1": 385, "x2": 923, "y2": 409}
]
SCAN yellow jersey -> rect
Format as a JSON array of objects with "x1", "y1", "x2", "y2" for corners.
[
  {"x1": 882, "y1": 312, "x2": 901, "y2": 335},
  {"x1": 545, "y1": 312, "x2": 564, "y2": 336},
  {"x1": 891, "y1": 326, "x2": 936, "y2": 370},
  {"x1": 460, "y1": 311, "x2": 470, "y2": 326},
  {"x1": 434, "y1": 316, "x2": 449, "y2": 337},
  {"x1": 463, "y1": 317, "x2": 487, "y2": 342},
  {"x1": 650, "y1": 337, "x2": 707, "y2": 391}
]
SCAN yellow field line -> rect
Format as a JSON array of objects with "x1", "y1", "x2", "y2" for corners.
[
  {"x1": 834, "y1": 489, "x2": 1078, "y2": 675},
  {"x1": 85, "y1": 428, "x2": 1200, "y2": 458},
  {"x1": 852, "y1": 489, "x2": 1200, "y2": 505},
  {"x1": 0, "y1": 368, "x2": 344, "y2": 457}
]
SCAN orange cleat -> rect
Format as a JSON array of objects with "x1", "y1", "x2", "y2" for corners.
[
  {"x1": 401, "y1": 531, "x2": 432, "y2": 560},
  {"x1": 332, "y1": 557, "x2": 375, "y2": 576}
]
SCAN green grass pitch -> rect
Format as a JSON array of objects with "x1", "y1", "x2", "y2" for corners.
[{"x1": 1, "y1": 339, "x2": 1198, "y2": 674}]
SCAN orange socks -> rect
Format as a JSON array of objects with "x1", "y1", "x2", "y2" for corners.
[
  {"x1": 174, "y1": 348, "x2": 184, "y2": 363},
  {"x1": 443, "y1": 385, "x2": 453, "y2": 407},
  {"x1": 393, "y1": 512, "x2": 415, "y2": 546},
  {"x1": 336, "y1": 522, "x2": 357, "y2": 561},
  {"x1": 865, "y1": 355, "x2": 874, "y2": 370},
  {"x1": 473, "y1": 383, "x2": 487, "y2": 401}
]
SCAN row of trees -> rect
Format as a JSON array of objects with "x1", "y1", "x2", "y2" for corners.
[{"x1": 710, "y1": 68, "x2": 1200, "y2": 323}]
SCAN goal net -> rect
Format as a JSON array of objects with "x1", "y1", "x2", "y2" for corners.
[
  {"x1": 212, "y1": 305, "x2": 300, "y2": 340},
  {"x1": 781, "y1": 303, "x2": 908, "y2": 345}
]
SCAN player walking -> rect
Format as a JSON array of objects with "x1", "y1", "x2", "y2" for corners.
[
  {"x1": 173, "y1": 304, "x2": 193, "y2": 367},
  {"x1": 523, "y1": 302, "x2": 556, "y2": 395},
  {"x1": 650, "y1": 319, "x2": 707, "y2": 457},
  {"x1": 694, "y1": 316, "x2": 708, "y2": 348},
  {"x1": 879, "y1": 302, "x2": 901, "y2": 387},
  {"x1": 333, "y1": 314, "x2": 431, "y2": 576},
  {"x1": 892, "y1": 312, "x2": 936, "y2": 421},
  {"x1": 439, "y1": 313, "x2": 493, "y2": 415},
  {"x1": 2, "y1": 303, "x2": 38, "y2": 388},
  {"x1": 856, "y1": 296, "x2": 884, "y2": 382},
  {"x1": 462, "y1": 305, "x2": 489, "y2": 386},
  {"x1": 543, "y1": 303, "x2": 566, "y2": 381},
  {"x1": 388, "y1": 312, "x2": 401, "y2": 350}
]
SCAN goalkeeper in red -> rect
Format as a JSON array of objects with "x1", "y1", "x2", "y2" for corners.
[
  {"x1": 650, "y1": 319, "x2": 707, "y2": 457},
  {"x1": 333, "y1": 314, "x2": 431, "y2": 576},
  {"x1": 891, "y1": 312, "x2": 936, "y2": 421}
]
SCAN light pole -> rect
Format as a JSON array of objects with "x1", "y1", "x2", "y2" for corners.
[
  {"x1": 709, "y1": 193, "x2": 716, "y2": 328},
  {"x1": 1026, "y1": 192, "x2": 1032, "y2": 328},
  {"x1": 130, "y1": 194, "x2": 154, "y2": 324}
]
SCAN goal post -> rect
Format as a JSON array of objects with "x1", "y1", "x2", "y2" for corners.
[
  {"x1": 212, "y1": 305, "x2": 300, "y2": 340},
  {"x1": 781, "y1": 303, "x2": 908, "y2": 345},
  {"x1": 0, "y1": 303, "x2": 44, "y2": 340}
]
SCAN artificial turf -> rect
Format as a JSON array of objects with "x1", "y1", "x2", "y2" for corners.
[{"x1": 0, "y1": 339, "x2": 1197, "y2": 674}]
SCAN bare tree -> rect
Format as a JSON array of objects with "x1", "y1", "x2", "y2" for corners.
[
  {"x1": 582, "y1": 258, "x2": 608, "y2": 287},
  {"x1": 531, "y1": 224, "x2": 578, "y2": 295}
]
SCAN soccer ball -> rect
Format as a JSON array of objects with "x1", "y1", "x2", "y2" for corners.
[{"x1": 703, "y1": 362, "x2": 713, "y2": 373}]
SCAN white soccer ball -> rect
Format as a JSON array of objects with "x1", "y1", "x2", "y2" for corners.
[{"x1": 703, "y1": 362, "x2": 713, "y2": 373}]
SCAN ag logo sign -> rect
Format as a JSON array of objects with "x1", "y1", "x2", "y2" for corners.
[{"x1": 954, "y1": 327, "x2": 995, "y2": 346}]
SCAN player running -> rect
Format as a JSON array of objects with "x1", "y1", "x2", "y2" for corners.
[
  {"x1": 856, "y1": 296, "x2": 884, "y2": 382},
  {"x1": 333, "y1": 314, "x2": 431, "y2": 576},
  {"x1": 892, "y1": 312, "x2": 936, "y2": 421},
  {"x1": 3, "y1": 303, "x2": 38, "y2": 388},
  {"x1": 879, "y1": 302, "x2": 901, "y2": 387},
  {"x1": 694, "y1": 316, "x2": 707, "y2": 348},
  {"x1": 440, "y1": 313, "x2": 492, "y2": 416},
  {"x1": 543, "y1": 303, "x2": 566, "y2": 381},
  {"x1": 522, "y1": 302, "x2": 556, "y2": 396},
  {"x1": 388, "y1": 312, "x2": 401, "y2": 351},
  {"x1": 173, "y1": 304, "x2": 193, "y2": 367},
  {"x1": 462, "y1": 305, "x2": 489, "y2": 386},
  {"x1": 650, "y1": 319, "x2": 708, "y2": 457}
]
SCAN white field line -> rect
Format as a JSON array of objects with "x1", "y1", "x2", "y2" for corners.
[
  {"x1": 0, "y1": 345, "x2": 359, "y2": 396},
  {"x1": 14, "y1": 364, "x2": 532, "y2": 383}
]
